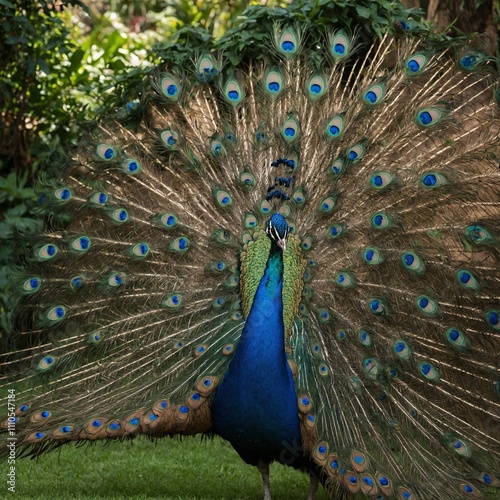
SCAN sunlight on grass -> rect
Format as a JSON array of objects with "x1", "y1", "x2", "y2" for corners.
[{"x1": 13, "y1": 436, "x2": 329, "y2": 499}]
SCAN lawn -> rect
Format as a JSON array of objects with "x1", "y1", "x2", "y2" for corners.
[{"x1": 10, "y1": 436, "x2": 329, "y2": 499}]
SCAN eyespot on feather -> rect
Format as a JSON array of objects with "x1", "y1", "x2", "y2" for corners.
[
  {"x1": 35, "y1": 243, "x2": 59, "y2": 261},
  {"x1": 282, "y1": 116, "x2": 300, "y2": 143},
  {"x1": 325, "y1": 115, "x2": 345, "y2": 139},
  {"x1": 405, "y1": 53, "x2": 429, "y2": 76},
  {"x1": 264, "y1": 69, "x2": 284, "y2": 98},
  {"x1": 223, "y1": 78, "x2": 244, "y2": 106},
  {"x1": 416, "y1": 295, "x2": 439, "y2": 315},
  {"x1": 240, "y1": 171, "x2": 255, "y2": 188},
  {"x1": 122, "y1": 158, "x2": 142, "y2": 174},
  {"x1": 89, "y1": 192, "x2": 108, "y2": 205},
  {"x1": 362, "y1": 247, "x2": 383, "y2": 265},
  {"x1": 362, "y1": 83, "x2": 385, "y2": 106},
  {"x1": 307, "y1": 75, "x2": 327, "y2": 101},
  {"x1": 275, "y1": 26, "x2": 300, "y2": 58},
  {"x1": 168, "y1": 237, "x2": 190, "y2": 253},
  {"x1": 22, "y1": 277, "x2": 42, "y2": 293},
  {"x1": 96, "y1": 143, "x2": 116, "y2": 160},
  {"x1": 329, "y1": 31, "x2": 352, "y2": 62},
  {"x1": 416, "y1": 107, "x2": 445, "y2": 128},
  {"x1": 195, "y1": 376, "x2": 219, "y2": 395},
  {"x1": 160, "y1": 74, "x2": 181, "y2": 101},
  {"x1": 53, "y1": 187, "x2": 72, "y2": 202},
  {"x1": 162, "y1": 293, "x2": 183, "y2": 310},
  {"x1": 160, "y1": 130, "x2": 178, "y2": 148}
]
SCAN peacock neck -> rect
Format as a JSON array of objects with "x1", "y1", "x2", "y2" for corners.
[
  {"x1": 236, "y1": 241, "x2": 287, "y2": 372},
  {"x1": 212, "y1": 240, "x2": 301, "y2": 465}
]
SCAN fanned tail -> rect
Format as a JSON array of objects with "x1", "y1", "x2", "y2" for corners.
[{"x1": 1, "y1": 11, "x2": 499, "y2": 500}]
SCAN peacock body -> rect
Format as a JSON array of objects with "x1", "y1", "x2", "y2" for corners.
[{"x1": 1, "y1": 3, "x2": 500, "y2": 499}]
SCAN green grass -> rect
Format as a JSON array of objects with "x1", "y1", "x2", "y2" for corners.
[{"x1": 9, "y1": 437, "x2": 329, "y2": 499}]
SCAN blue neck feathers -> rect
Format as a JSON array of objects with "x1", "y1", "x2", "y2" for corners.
[{"x1": 212, "y1": 242, "x2": 301, "y2": 465}]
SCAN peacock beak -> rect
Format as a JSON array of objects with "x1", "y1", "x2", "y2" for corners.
[{"x1": 277, "y1": 239, "x2": 287, "y2": 252}]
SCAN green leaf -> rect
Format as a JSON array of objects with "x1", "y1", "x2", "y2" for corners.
[
  {"x1": 37, "y1": 59, "x2": 50, "y2": 75},
  {"x1": 356, "y1": 5, "x2": 371, "y2": 18}
]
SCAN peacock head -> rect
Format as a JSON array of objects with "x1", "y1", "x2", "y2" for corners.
[{"x1": 265, "y1": 213, "x2": 289, "y2": 252}]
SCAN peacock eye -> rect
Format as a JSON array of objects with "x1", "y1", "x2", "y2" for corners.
[
  {"x1": 330, "y1": 31, "x2": 351, "y2": 62},
  {"x1": 244, "y1": 213, "x2": 258, "y2": 229},
  {"x1": 70, "y1": 275, "x2": 84, "y2": 290},
  {"x1": 416, "y1": 107, "x2": 444, "y2": 128},
  {"x1": 319, "y1": 195, "x2": 336, "y2": 213},
  {"x1": 362, "y1": 83, "x2": 385, "y2": 106},
  {"x1": 445, "y1": 327, "x2": 471, "y2": 350},
  {"x1": 198, "y1": 54, "x2": 217, "y2": 80},
  {"x1": 416, "y1": 295, "x2": 439, "y2": 315},
  {"x1": 37, "y1": 243, "x2": 59, "y2": 261},
  {"x1": 363, "y1": 358, "x2": 380, "y2": 379},
  {"x1": 393, "y1": 339, "x2": 411, "y2": 360},
  {"x1": 307, "y1": 75, "x2": 326, "y2": 100},
  {"x1": 325, "y1": 115, "x2": 345, "y2": 139},
  {"x1": 225, "y1": 274, "x2": 239, "y2": 288},
  {"x1": 405, "y1": 53, "x2": 429, "y2": 76},
  {"x1": 347, "y1": 142, "x2": 366, "y2": 162},
  {"x1": 46, "y1": 306, "x2": 66, "y2": 322},
  {"x1": 160, "y1": 75, "x2": 181, "y2": 100},
  {"x1": 358, "y1": 329, "x2": 372, "y2": 346},
  {"x1": 317, "y1": 308, "x2": 331, "y2": 323},
  {"x1": 260, "y1": 199, "x2": 272, "y2": 214},
  {"x1": 401, "y1": 251, "x2": 425, "y2": 274},
  {"x1": 123, "y1": 158, "x2": 142, "y2": 174},
  {"x1": 213, "y1": 188, "x2": 232, "y2": 208},
  {"x1": 159, "y1": 213, "x2": 178, "y2": 229},
  {"x1": 89, "y1": 192, "x2": 108, "y2": 205},
  {"x1": 276, "y1": 27, "x2": 300, "y2": 58},
  {"x1": 239, "y1": 171, "x2": 255, "y2": 187},
  {"x1": 96, "y1": 143, "x2": 116, "y2": 160},
  {"x1": 88, "y1": 330, "x2": 105, "y2": 346},
  {"x1": 107, "y1": 273, "x2": 125, "y2": 287},
  {"x1": 37, "y1": 355, "x2": 56, "y2": 372},
  {"x1": 241, "y1": 231, "x2": 252, "y2": 245},
  {"x1": 335, "y1": 271, "x2": 356, "y2": 288},
  {"x1": 160, "y1": 130, "x2": 178, "y2": 148},
  {"x1": 420, "y1": 171, "x2": 448, "y2": 188},
  {"x1": 368, "y1": 298, "x2": 387, "y2": 316},
  {"x1": 223, "y1": 78, "x2": 244, "y2": 106},
  {"x1": 53, "y1": 188, "x2": 71, "y2": 202},
  {"x1": 130, "y1": 242, "x2": 150, "y2": 258},
  {"x1": 329, "y1": 158, "x2": 346, "y2": 177},
  {"x1": 301, "y1": 235, "x2": 314, "y2": 251},
  {"x1": 292, "y1": 188, "x2": 306, "y2": 206},
  {"x1": 162, "y1": 293, "x2": 183, "y2": 310},
  {"x1": 264, "y1": 69, "x2": 284, "y2": 98},
  {"x1": 363, "y1": 247, "x2": 383, "y2": 265},
  {"x1": 70, "y1": 236, "x2": 91, "y2": 252},
  {"x1": 371, "y1": 212, "x2": 391, "y2": 229},
  {"x1": 23, "y1": 277, "x2": 41, "y2": 293},
  {"x1": 282, "y1": 116, "x2": 300, "y2": 143},
  {"x1": 168, "y1": 237, "x2": 190, "y2": 253},
  {"x1": 110, "y1": 208, "x2": 129, "y2": 223},
  {"x1": 419, "y1": 362, "x2": 439, "y2": 381},
  {"x1": 370, "y1": 172, "x2": 394, "y2": 190}
]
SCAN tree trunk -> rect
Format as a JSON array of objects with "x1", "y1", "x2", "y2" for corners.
[{"x1": 403, "y1": 0, "x2": 498, "y2": 52}]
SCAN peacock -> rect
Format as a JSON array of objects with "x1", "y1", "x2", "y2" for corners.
[{"x1": 1, "y1": 1, "x2": 500, "y2": 499}]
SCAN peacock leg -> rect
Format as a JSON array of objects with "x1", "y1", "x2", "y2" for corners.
[
  {"x1": 307, "y1": 475, "x2": 319, "y2": 500},
  {"x1": 257, "y1": 461, "x2": 272, "y2": 500}
]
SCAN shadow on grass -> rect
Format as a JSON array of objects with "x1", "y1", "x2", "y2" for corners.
[{"x1": 12, "y1": 436, "x2": 329, "y2": 499}]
